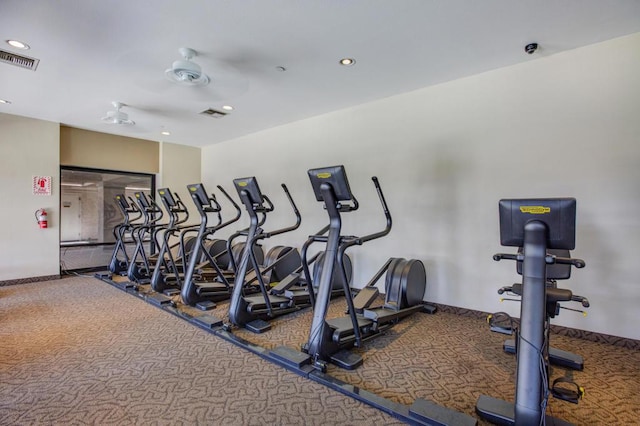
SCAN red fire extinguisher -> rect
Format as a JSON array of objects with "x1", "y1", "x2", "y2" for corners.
[{"x1": 35, "y1": 208, "x2": 48, "y2": 229}]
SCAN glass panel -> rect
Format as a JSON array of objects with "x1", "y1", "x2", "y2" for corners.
[{"x1": 60, "y1": 167, "x2": 153, "y2": 271}]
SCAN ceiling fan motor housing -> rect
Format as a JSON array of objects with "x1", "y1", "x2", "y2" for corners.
[{"x1": 171, "y1": 59, "x2": 202, "y2": 82}]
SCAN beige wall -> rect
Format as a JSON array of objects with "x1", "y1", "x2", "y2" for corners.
[
  {"x1": 201, "y1": 33, "x2": 640, "y2": 340},
  {"x1": 60, "y1": 126, "x2": 159, "y2": 173},
  {"x1": 0, "y1": 114, "x2": 60, "y2": 280},
  {"x1": 0, "y1": 118, "x2": 202, "y2": 281}
]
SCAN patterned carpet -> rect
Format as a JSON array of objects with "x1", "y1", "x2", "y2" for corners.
[
  {"x1": 1, "y1": 276, "x2": 639, "y2": 425},
  {"x1": 0, "y1": 277, "x2": 402, "y2": 425}
]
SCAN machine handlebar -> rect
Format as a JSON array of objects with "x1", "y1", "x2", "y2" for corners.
[{"x1": 494, "y1": 252, "x2": 585, "y2": 269}]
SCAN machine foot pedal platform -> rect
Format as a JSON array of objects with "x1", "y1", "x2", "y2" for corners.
[
  {"x1": 192, "y1": 314, "x2": 223, "y2": 329},
  {"x1": 270, "y1": 346, "x2": 312, "y2": 369},
  {"x1": 118, "y1": 281, "x2": 137, "y2": 290},
  {"x1": 195, "y1": 300, "x2": 216, "y2": 311},
  {"x1": 163, "y1": 289, "x2": 180, "y2": 296},
  {"x1": 330, "y1": 349, "x2": 363, "y2": 370},
  {"x1": 147, "y1": 293, "x2": 173, "y2": 307},
  {"x1": 246, "y1": 319, "x2": 271, "y2": 333}
]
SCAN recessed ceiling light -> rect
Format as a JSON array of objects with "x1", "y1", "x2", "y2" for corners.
[
  {"x1": 222, "y1": 105, "x2": 234, "y2": 111},
  {"x1": 161, "y1": 131, "x2": 171, "y2": 136},
  {"x1": 339, "y1": 58, "x2": 356, "y2": 66},
  {"x1": 0, "y1": 99, "x2": 11, "y2": 104},
  {"x1": 6, "y1": 39, "x2": 30, "y2": 50}
]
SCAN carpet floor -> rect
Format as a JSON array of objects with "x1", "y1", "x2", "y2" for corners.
[{"x1": 1, "y1": 276, "x2": 638, "y2": 425}]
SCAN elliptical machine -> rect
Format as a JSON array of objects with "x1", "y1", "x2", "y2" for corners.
[
  {"x1": 127, "y1": 191, "x2": 164, "y2": 283},
  {"x1": 299, "y1": 165, "x2": 434, "y2": 371},
  {"x1": 227, "y1": 176, "x2": 306, "y2": 333},
  {"x1": 149, "y1": 188, "x2": 192, "y2": 294},
  {"x1": 180, "y1": 183, "x2": 243, "y2": 308},
  {"x1": 476, "y1": 198, "x2": 587, "y2": 426},
  {"x1": 108, "y1": 194, "x2": 142, "y2": 275}
]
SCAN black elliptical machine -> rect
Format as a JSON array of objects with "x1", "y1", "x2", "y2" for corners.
[
  {"x1": 127, "y1": 191, "x2": 164, "y2": 284},
  {"x1": 227, "y1": 176, "x2": 306, "y2": 333},
  {"x1": 297, "y1": 165, "x2": 435, "y2": 371},
  {"x1": 108, "y1": 194, "x2": 142, "y2": 275},
  {"x1": 180, "y1": 183, "x2": 243, "y2": 309},
  {"x1": 476, "y1": 198, "x2": 587, "y2": 426},
  {"x1": 149, "y1": 188, "x2": 192, "y2": 295}
]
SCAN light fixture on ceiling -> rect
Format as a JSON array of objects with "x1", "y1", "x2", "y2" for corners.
[
  {"x1": 165, "y1": 47, "x2": 210, "y2": 86},
  {"x1": 101, "y1": 101, "x2": 135, "y2": 125},
  {"x1": 6, "y1": 39, "x2": 30, "y2": 50},
  {"x1": 161, "y1": 131, "x2": 171, "y2": 136},
  {"x1": 0, "y1": 99, "x2": 11, "y2": 104},
  {"x1": 222, "y1": 105, "x2": 234, "y2": 111},
  {"x1": 339, "y1": 58, "x2": 356, "y2": 66}
]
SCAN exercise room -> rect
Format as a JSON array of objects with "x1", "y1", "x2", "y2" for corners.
[{"x1": 1, "y1": 2, "x2": 639, "y2": 425}]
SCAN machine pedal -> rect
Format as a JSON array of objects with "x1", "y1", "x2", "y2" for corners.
[
  {"x1": 246, "y1": 319, "x2": 271, "y2": 334},
  {"x1": 163, "y1": 288, "x2": 180, "y2": 296},
  {"x1": 147, "y1": 293, "x2": 173, "y2": 306},
  {"x1": 488, "y1": 312, "x2": 514, "y2": 335},
  {"x1": 330, "y1": 349, "x2": 363, "y2": 370},
  {"x1": 551, "y1": 377, "x2": 584, "y2": 404},
  {"x1": 270, "y1": 346, "x2": 311, "y2": 369},
  {"x1": 195, "y1": 300, "x2": 216, "y2": 311},
  {"x1": 353, "y1": 287, "x2": 379, "y2": 312},
  {"x1": 192, "y1": 314, "x2": 223, "y2": 329}
]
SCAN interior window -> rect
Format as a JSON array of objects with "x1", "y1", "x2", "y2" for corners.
[{"x1": 60, "y1": 167, "x2": 154, "y2": 272}]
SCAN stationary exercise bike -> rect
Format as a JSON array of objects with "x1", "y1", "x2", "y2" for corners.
[
  {"x1": 476, "y1": 198, "x2": 587, "y2": 426},
  {"x1": 489, "y1": 247, "x2": 590, "y2": 371}
]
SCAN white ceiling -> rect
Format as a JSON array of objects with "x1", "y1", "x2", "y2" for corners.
[{"x1": 2, "y1": 1, "x2": 640, "y2": 147}]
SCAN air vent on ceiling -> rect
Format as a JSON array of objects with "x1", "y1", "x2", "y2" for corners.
[
  {"x1": 200, "y1": 108, "x2": 227, "y2": 118},
  {"x1": 0, "y1": 49, "x2": 39, "y2": 71}
]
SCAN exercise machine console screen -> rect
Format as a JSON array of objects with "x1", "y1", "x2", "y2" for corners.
[{"x1": 499, "y1": 198, "x2": 576, "y2": 249}]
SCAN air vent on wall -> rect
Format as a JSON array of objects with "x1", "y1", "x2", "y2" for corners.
[
  {"x1": 0, "y1": 49, "x2": 39, "y2": 71},
  {"x1": 200, "y1": 108, "x2": 227, "y2": 118}
]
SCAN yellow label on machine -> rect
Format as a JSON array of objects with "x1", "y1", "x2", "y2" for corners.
[
  {"x1": 317, "y1": 172, "x2": 331, "y2": 179},
  {"x1": 158, "y1": 190, "x2": 165, "y2": 195},
  {"x1": 520, "y1": 205, "x2": 550, "y2": 214},
  {"x1": 189, "y1": 186, "x2": 197, "y2": 192},
  {"x1": 238, "y1": 181, "x2": 248, "y2": 187}
]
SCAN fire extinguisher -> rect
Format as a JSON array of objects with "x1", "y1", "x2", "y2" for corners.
[{"x1": 35, "y1": 208, "x2": 48, "y2": 229}]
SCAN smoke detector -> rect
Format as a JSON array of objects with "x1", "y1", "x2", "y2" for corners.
[
  {"x1": 101, "y1": 101, "x2": 135, "y2": 125},
  {"x1": 165, "y1": 47, "x2": 210, "y2": 86}
]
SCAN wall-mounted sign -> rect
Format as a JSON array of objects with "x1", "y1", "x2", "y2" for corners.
[{"x1": 33, "y1": 176, "x2": 52, "y2": 196}]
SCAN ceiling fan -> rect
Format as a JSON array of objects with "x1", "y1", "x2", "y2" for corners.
[
  {"x1": 101, "y1": 101, "x2": 135, "y2": 125},
  {"x1": 165, "y1": 47, "x2": 210, "y2": 86}
]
